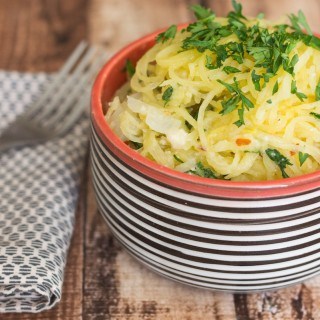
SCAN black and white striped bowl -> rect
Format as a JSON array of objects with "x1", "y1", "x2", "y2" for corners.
[{"x1": 90, "y1": 29, "x2": 320, "y2": 292}]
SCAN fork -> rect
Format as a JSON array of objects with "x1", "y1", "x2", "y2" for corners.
[{"x1": 0, "y1": 41, "x2": 107, "y2": 152}]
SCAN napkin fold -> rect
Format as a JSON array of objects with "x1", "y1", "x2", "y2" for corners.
[{"x1": 0, "y1": 71, "x2": 89, "y2": 312}]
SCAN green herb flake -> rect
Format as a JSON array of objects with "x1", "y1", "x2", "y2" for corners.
[
  {"x1": 251, "y1": 70, "x2": 262, "y2": 91},
  {"x1": 298, "y1": 152, "x2": 310, "y2": 166},
  {"x1": 272, "y1": 81, "x2": 279, "y2": 95},
  {"x1": 189, "y1": 162, "x2": 217, "y2": 179},
  {"x1": 291, "y1": 80, "x2": 307, "y2": 101},
  {"x1": 290, "y1": 54, "x2": 299, "y2": 68},
  {"x1": 221, "y1": 95, "x2": 241, "y2": 115},
  {"x1": 217, "y1": 79, "x2": 237, "y2": 93},
  {"x1": 315, "y1": 79, "x2": 320, "y2": 101},
  {"x1": 218, "y1": 78, "x2": 254, "y2": 126},
  {"x1": 162, "y1": 86, "x2": 174, "y2": 105},
  {"x1": 265, "y1": 148, "x2": 293, "y2": 178},
  {"x1": 173, "y1": 155, "x2": 184, "y2": 163},
  {"x1": 124, "y1": 59, "x2": 135, "y2": 77},
  {"x1": 289, "y1": 10, "x2": 313, "y2": 35},
  {"x1": 205, "y1": 55, "x2": 217, "y2": 70},
  {"x1": 222, "y1": 66, "x2": 241, "y2": 74},
  {"x1": 267, "y1": 99, "x2": 272, "y2": 104},
  {"x1": 129, "y1": 141, "x2": 143, "y2": 150},
  {"x1": 310, "y1": 111, "x2": 320, "y2": 119},
  {"x1": 156, "y1": 25, "x2": 177, "y2": 43},
  {"x1": 230, "y1": 0, "x2": 246, "y2": 20},
  {"x1": 234, "y1": 107, "x2": 245, "y2": 127},
  {"x1": 190, "y1": 4, "x2": 215, "y2": 20},
  {"x1": 296, "y1": 92, "x2": 308, "y2": 101}
]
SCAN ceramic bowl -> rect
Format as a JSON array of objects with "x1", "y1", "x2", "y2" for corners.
[{"x1": 90, "y1": 28, "x2": 320, "y2": 292}]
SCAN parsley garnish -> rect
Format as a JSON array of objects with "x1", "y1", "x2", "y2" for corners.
[
  {"x1": 223, "y1": 66, "x2": 241, "y2": 74},
  {"x1": 188, "y1": 162, "x2": 217, "y2": 178},
  {"x1": 315, "y1": 79, "x2": 320, "y2": 101},
  {"x1": 156, "y1": 25, "x2": 177, "y2": 43},
  {"x1": 190, "y1": 4, "x2": 215, "y2": 20},
  {"x1": 310, "y1": 112, "x2": 320, "y2": 119},
  {"x1": 251, "y1": 70, "x2": 262, "y2": 91},
  {"x1": 288, "y1": 10, "x2": 313, "y2": 36},
  {"x1": 218, "y1": 78, "x2": 254, "y2": 126},
  {"x1": 265, "y1": 148, "x2": 292, "y2": 178},
  {"x1": 205, "y1": 56, "x2": 217, "y2": 70},
  {"x1": 124, "y1": 59, "x2": 135, "y2": 77},
  {"x1": 229, "y1": 0, "x2": 247, "y2": 21},
  {"x1": 162, "y1": 86, "x2": 173, "y2": 105},
  {"x1": 299, "y1": 152, "x2": 309, "y2": 166},
  {"x1": 174, "y1": 155, "x2": 184, "y2": 163},
  {"x1": 173, "y1": 4, "x2": 318, "y2": 129},
  {"x1": 267, "y1": 99, "x2": 272, "y2": 104},
  {"x1": 129, "y1": 141, "x2": 143, "y2": 150},
  {"x1": 272, "y1": 81, "x2": 279, "y2": 95},
  {"x1": 291, "y1": 80, "x2": 307, "y2": 101}
]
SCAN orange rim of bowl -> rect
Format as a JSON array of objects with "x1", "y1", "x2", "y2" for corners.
[{"x1": 91, "y1": 26, "x2": 320, "y2": 199}]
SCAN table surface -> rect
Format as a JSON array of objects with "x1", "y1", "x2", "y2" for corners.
[{"x1": 1, "y1": 0, "x2": 320, "y2": 319}]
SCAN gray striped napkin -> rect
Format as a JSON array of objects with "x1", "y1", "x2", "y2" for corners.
[{"x1": 0, "y1": 71, "x2": 89, "y2": 312}]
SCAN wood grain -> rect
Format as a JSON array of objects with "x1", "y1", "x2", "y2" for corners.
[
  {"x1": 0, "y1": 0, "x2": 88, "y2": 72},
  {"x1": 1, "y1": 0, "x2": 320, "y2": 319}
]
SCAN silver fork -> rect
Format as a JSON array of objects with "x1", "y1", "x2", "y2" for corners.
[{"x1": 0, "y1": 41, "x2": 107, "y2": 152}]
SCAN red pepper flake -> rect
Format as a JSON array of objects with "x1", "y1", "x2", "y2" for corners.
[
  {"x1": 236, "y1": 138, "x2": 251, "y2": 146},
  {"x1": 290, "y1": 150, "x2": 296, "y2": 156}
]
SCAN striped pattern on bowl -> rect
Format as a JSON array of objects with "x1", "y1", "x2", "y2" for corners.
[
  {"x1": 90, "y1": 125, "x2": 320, "y2": 292},
  {"x1": 90, "y1": 29, "x2": 320, "y2": 292}
]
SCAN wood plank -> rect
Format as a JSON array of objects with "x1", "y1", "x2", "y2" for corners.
[
  {"x1": 87, "y1": 0, "x2": 194, "y2": 54},
  {"x1": 0, "y1": 0, "x2": 88, "y2": 72}
]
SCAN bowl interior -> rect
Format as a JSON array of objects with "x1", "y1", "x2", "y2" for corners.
[{"x1": 91, "y1": 28, "x2": 320, "y2": 199}]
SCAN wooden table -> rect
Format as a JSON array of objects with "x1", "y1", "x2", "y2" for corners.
[{"x1": 1, "y1": 0, "x2": 320, "y2": 319}]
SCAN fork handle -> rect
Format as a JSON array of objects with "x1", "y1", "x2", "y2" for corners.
[{"x1": 0, "y1": 124, "x2": 50, "y2": 153}]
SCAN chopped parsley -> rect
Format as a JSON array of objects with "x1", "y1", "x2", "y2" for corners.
[
  {"x1": 291, "y1": 80, "x2": 307, "y2": 101},
  {"x1": 288, "y1": 10, "x2": 313, "y2": 36},
  {"x1": 218, "y1": 78, "x2": 254, "y2": 127},
  {"x1": 265, "y1": 148, "x2": 293, "y2": 178},
  {"x1": 310, "y1": 112, "x2": 320, "y2": 119},
  {"x1": 251, "y1": 70, "x2": 262, "y2": 91},
  {"x1": 315, "y1": 79, "x2": 320, "y2": 101},
  {"x1": 188, "y1": 162, "x2": 217, "y2": 178},
  {"x1": 154, "y1": 2, "x2": 318, "y2": 130},
  {"x1": 223, "y1": 66, "x2": 241, "y2": 74},
  {"x1": 129, "y1": 141, "x2": 143, "y2": 150},
  {"x1": 162, "y1": 86, "x2": 173, "y2": 105},
  {"x1": 156, "y1": 25, "x2": 177, "y2": 43},
  {"x1": 173, "y1": 2, "x2": 318, "y2": 126},
  {"x1": 124, "y1": 59, "x2": 135, "y2": 77},
  {"x1": 299, "y1": 152, "x2": 310, "y2": 166},
  {"x1": 191, "y1": 4, "x2": 215, "y2": 20},
  {"x1": 272, "y1": 81, "x2": 279, "y2": 95},
  {"x1": 173, "y1": 155, "x2": 183, "y2": 163},
  {"x1": 205, "y1": 55, "x2": 218, "y2": 70}
]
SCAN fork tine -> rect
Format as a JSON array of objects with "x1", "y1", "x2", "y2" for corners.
[
  {"x1": 53, "y1": 53, "x2": 108, "y2": 134},
  {"x1": 36, "y1": 46, "x2": 99, "y2": 122},
  {"x1": 0, "y1": 41, "x2": 108, "y2": 153},
  {"x1": 24, "y1": 41, "x2": 88, "y2": 118}
]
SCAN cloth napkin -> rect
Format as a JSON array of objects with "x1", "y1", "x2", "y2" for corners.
[{"x1": 0, "y1": 71, "x2": 89, "y2": 312}]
